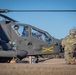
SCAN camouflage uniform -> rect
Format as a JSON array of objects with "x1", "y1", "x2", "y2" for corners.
[{"x1": 62, "y1": 29, "x2": 76, "y2": 64}]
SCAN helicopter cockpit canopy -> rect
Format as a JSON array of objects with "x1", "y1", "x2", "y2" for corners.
[
  {"x1": 12, "y1": 24, "x2": 28, "y2": 37},
  {"x1": 12, "y1": 24, "x2": 53, "y2": 43},
  {"x1": 31, "y1": 28, "x2": 52, "y2": 43}
]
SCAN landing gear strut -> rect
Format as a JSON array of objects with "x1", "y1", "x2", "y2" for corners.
[{"x1": 29, "y1": 56, "x2": 39, "y2": 64}]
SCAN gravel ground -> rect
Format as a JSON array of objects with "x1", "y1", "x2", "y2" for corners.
[{"x1": 0, "y1": 58, "x2": 76, "y2": 75}]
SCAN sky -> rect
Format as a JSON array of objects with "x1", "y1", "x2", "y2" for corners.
[{"x1": 0, "y1": 0, "x2": 76, "y2": 39}]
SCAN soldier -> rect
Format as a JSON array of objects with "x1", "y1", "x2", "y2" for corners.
[{"x1": 62, "y1": 29, "x2": 76, "y2": 64}]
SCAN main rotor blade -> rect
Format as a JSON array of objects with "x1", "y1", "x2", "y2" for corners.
[
  {"x1": 11, "y1": 10, "x2": 76, "y2": 12},
  {"x1": 0, "y1": 9, "x2": 76, "y2": 13}
]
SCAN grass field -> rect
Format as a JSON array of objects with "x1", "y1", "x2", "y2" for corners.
[{"x1": 0, "y1": 58, "x2": 76, "y2": 75}]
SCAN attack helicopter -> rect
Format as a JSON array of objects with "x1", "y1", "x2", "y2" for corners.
[{"x1": 1, "y1": 9, "x2": 74, "y2": 63}]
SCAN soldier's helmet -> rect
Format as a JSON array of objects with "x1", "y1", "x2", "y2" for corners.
[
  {"x1": 69, "y1": 29, "x2": 76, "y2": 35},
  {"x1": 14, "y1": 25, "x2": 19, "y2": 30}
]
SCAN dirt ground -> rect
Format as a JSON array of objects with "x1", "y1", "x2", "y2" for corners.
[{"x1": 0, "y1": 58, "x2": 76, "y2": 75}]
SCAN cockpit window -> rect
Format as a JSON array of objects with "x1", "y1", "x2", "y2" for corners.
[
  {"x1": 31, "y1": 28, "x2": 52, "y2": 43},
  {"x1": 12, "y1": 25, "x2": 28, "y2": 37},
  {"x1": 21, "y1": 26, "x2": 28, "y2": 37}
]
